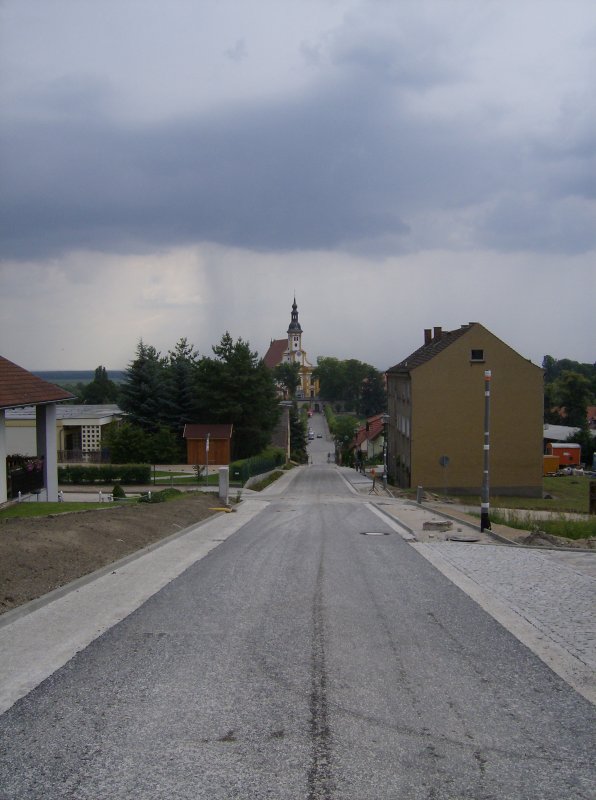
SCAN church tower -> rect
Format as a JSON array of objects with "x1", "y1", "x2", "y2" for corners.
[
  {"x1": 263, "y1": 297, "x2": 319, "y2": 402},
  {"x1": 287, "y1": 296, "x2": 303, "y2": 361}
]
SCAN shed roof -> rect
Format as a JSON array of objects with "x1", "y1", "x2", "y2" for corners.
[
  {"x1": 183, "y1": 424, "x2": 233, "y2": 440},
  {"x1": 0, "y1": 355, "x2": 74, "y2": 410}
]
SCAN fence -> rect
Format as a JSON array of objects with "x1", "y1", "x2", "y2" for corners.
[{"x1": 229, "y1": 449, "x2": 286, "y2": 485}]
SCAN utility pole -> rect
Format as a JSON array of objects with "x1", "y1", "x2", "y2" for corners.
[{"x1": 481, "y1": 370, "x2": 491, "y2": 531}]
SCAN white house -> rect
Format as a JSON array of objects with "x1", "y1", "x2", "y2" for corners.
[
  {"x1": 0, "y1": 355, "x2": 74, "y2": 503},
  {"x1": 5, "y1": 404, "x2": 124, "y2": 461}
]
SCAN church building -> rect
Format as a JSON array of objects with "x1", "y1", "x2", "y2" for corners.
[{"x1": 263, "y1": 298, "x2": 319, "y2": 401}]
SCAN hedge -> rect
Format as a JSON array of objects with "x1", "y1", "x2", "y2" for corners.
[
  {"x1": 229, "y1": 448, "x2": 286, "y2": 485},
  {"x1": 58, "y1": 464, "x2": 151, "y2": 485}
]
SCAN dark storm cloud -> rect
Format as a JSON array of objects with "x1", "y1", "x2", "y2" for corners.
[{"x1": 1, "y1": 58, "x2": 595, "y2": 260}]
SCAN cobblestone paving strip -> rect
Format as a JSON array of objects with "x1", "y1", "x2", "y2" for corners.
[{"x1": 413, "y1": 542, "x2": 596, "y2": 704}]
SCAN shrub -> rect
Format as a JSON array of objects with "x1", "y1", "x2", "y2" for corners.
[
  {"x1": 138, "y1": 487, "x2": 182, "y2": 503},
  {"x1": 230, "y1": 447, "x2": 286, "y2": 484},
  {"x1": 112, "y1": 484, "x2": 126, "y2": 499},
  {"x1": 58, "y1": 464, "x2": 151, "y2": 485}
]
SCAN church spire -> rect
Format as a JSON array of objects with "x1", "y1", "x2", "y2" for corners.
[{"x1": 288, "y1": 295, "x2": 302, "y2": 334}]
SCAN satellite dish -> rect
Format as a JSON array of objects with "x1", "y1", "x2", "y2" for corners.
[{"x1": 439, "y1": 455, "x2": 450, "y2": 467}]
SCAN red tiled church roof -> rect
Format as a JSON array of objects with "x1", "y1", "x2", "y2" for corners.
[
  {"x1": 0, "y1": 355, "x2": 74, "y2": 410},
  {"x1": 263, "y1": 339, "x2": 287, "y2": 369}
]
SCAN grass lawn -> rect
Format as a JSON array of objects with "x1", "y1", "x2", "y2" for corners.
[
  {"x1": 152, "y1": 470, "x2": 249, "y2": 487},
  {"x1": 491, "y1": 475, "x2": 590, "y2": 514},
  {"x1": 486, "y1": 508, "x2": 596, "y2": 540},
  {"x1": 153, "y1": 471, "x2": 220, "y2": 486},
  {"x1": 0, "y1": 501, "x2": 109, "y2": 519},
  {"x1": 455, "y1": 476, "x2": 595, "y2": 540},
  {"x1": 456, "y1": 475, "x2": 592, "y2": 514}
]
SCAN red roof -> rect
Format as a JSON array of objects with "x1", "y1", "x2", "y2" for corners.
[
  {"x1": 0, "y1": 355, "x2": 74, "y2": 410},
  {"x1": 354, "y1": 414, "x2": 385, "y2": 446},
  {"x1": 183, "y1": 424, "x2": 233, "y2": 440},
  {"x1": 263, "y1": 339, "x2": 287, "y2": 369}
]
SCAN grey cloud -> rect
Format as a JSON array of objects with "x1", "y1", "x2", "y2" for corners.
[
  {"x1": 225, "y1": 39, "x2": 247, "y2": 63},
  {"x1": 479, "y1": 193, "x2": 596, "y2": 255},
  {"x1": 1, "y1": 62, "x2": 594, "y2": 260}
]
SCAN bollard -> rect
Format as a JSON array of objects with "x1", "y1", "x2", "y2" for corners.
[
  {"x1": 416, "y1": 485, "x2": 424, "y2": 504},
  {"x1": 219, "y1": 467, "x2": 229, "y2": 505},
  {"x1": 99, "y1": 490, "x2": 103, "y2": 503}
]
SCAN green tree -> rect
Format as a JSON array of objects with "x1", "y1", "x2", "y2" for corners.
[
  {"x1": 167, "y1": 338, "x2": 201, "y2": 432},
  {"x1": 330, "y1": 415, "x2": 359, "y2": 465},
  {"x1": 315, "y1": 356, "x2": 385, "y2": 414},
  {"x1": 196, "y1": 332, "x2": 281, "y2": 459},
  {"x1": 550, "y1": 371, "x2": 592, "y2": 427},
  {"x1": 147, "y1": 426, "x2": 184, "y2": 464},
  {"x1": 358, "y1": 367, "x2": 387, "y2": 417},
  {"x1": 273, "y1": 362, "x2": 301, "y2": 398},
  {"x1": 80, "y1": 366, "x2": 120, "y2": 404},
  {"x1": 289, "y1": 404, "x2": 308, "y2": 463},
  {"x1": 314, "y1": 357, "x2": 345, "y2": 401},
  {"x1": 119, "y1": 340, "x2": 174, "y2": 432},
  {"x1": 105, "y1": 422, "x2": 150, "y2": 463},
  {"x1": 543, "y1": 356, "x2": 596, "y2": 422}
]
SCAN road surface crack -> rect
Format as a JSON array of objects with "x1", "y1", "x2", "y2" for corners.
[{"x1": 307, "y1": 550, "x2": 333, "y2": 800}]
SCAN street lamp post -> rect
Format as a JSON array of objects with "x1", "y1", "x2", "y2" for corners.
[
  {"x1": 382, "y1": 413, "x2": 390, "y2": 489},
  {"x1": 481, "y1": 372, "x2": 491, "y2": 531}
]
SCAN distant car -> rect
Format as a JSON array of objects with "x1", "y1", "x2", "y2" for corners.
[{"x1": 317, "y1": 434, "x2": 322, "y2": 438}]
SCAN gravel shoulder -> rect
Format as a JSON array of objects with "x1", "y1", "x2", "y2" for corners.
[{"x1": 0, "y1": 492, "x2": 224, "y2": 615}]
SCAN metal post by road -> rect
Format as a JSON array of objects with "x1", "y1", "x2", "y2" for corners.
[
  {"x1": 382, "y1": 413, "x2": 389, "y2": 490},
  {"x1": 205, "y1": 433, "x2": 210, "y2": 486},
  {"x1": 481, "y1": 370, "x2": 491, "y2": 531}
]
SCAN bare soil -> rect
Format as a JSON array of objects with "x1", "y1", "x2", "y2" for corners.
[{"x1": 0, "y1": 493, "x2": 224, "y2": 615}]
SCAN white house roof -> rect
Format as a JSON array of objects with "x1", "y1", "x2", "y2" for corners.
[
  {"x1": 543, "y1": 424, "x2": 580, "y2": 441},
  {"x1": 5, "y1": 404, "x2": 124, "y2": 423}
]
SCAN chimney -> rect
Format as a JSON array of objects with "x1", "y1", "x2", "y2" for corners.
[
  {"x1": 433, "y1": 326, "x2": 442, "y2": 341},
  {"x1": 424, "y1": 329, "x2": 432, "y2": 345}
]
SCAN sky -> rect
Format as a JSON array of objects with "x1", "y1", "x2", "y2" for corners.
[{"x1": 0, "y1": 0, "x2": 594, "y2": 373}]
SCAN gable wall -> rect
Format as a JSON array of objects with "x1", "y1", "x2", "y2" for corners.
[{"x1": 410, "y1": 326, "x2": 543, "y2": 495}]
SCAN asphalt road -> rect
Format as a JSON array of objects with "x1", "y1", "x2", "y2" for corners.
[{"x1": 0, "y1": 466, "x2": 594, "y2": 799}]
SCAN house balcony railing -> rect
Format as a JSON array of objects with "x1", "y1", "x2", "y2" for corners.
[{"x1": 58, "y1": 449, "x2": 110, "y2": 464}]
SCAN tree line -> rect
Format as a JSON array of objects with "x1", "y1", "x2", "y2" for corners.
[
  {"x1": 77, "y1": 334, "x2": 281, "y2": 463},
  {"x1": 59, "y1": 342, "x2": 388, "y2": 467},
  {"x1": 313, "y1": 357, "x2": 386, "y2": 416},
  {"x1": 542, "y1": 355, "x2": 596, "y2": 466}
]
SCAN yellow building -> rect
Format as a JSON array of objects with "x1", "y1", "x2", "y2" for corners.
[
  {"x1": 386, "y1": 324, "x2": 543, "y2": 497},
  {"x1": 264, "y1": 298, "x2": 319, "y2": 401}
]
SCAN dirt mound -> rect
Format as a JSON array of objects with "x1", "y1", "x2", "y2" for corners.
[
  {"x1": 518, "y1": 530, "x2": 596, "y2": 550},
  {"x1": 0, "y1": 493, "x2": 223, "y2": 615}
]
